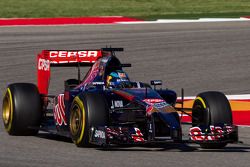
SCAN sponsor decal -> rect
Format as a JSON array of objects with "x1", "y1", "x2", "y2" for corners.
[
  {"x1": 143, "y1": 98, "x2": 164, "y2": 105},
  {"x1": 111, "y1": 100, "x2": 124, "y2": 109},
  {"x1": 116, "y1": 78, "x2": 129, "y2": 82},
  {"x1": 49, "y1": 51, "x2": 98, "y2": 58},
  {"x1": 153, "y1": 101, "x2": 169, "y2": 109},
  {"x1": 38, "y1": 58, "x2": 50, "y2": 71},
  {"x1": 53, "y1": 94, "x2": 67, "y2": 126},
  {"x1": 94, "y1": 130, "x2": 106, "y2": 139},
  {"x1": 145, "y1": 99, "x2": 172, "y2": 114},
  {"x1": 45, "y1": 50, "x2": 102, "y2": 64},
  {"x1": 37, "y1": 55, "x2": 51, "y2": 95},
  {"x1": 92, "y1": 81, "x2": 105, "y2": 85},
  {"x1": 146, "y1": 101, "x2": 176, "y2": 115}
]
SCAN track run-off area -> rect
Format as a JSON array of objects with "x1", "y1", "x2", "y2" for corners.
[{"x1": 0, "y1": 21, "x2": 250, "y2": 167}]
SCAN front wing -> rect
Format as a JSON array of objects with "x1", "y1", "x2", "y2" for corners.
[{"x1": 89, "y1": 124, "x2": 238, "y2": 146}]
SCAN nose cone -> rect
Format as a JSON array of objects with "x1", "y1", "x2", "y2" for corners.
[{"x1": 158, "y1": 112, "x2": 181, "y2": 129}]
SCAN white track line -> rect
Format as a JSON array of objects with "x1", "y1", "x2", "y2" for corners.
[
  {"x1": 118, "y1": 17, "x2": 250, "y2": 24},
  {"x1": 177, "y1": 94, "x2": 250, "y2": 100}
]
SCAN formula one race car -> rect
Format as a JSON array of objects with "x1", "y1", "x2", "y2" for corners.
[{"x1": 2, "y1": 48, "x2": 238, "y2": 149}]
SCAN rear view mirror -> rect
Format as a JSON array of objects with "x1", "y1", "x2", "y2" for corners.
[
  {"x1": 150, "y1": 80, "x2": 162, "y2": 89},
  {"x1": 150, "y1": 80, "x2": 162, "y2": 86}
]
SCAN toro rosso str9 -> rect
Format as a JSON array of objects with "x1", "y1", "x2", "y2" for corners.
[{"x1": 2, "y1": 48, "x2": 238, "y2": 148}]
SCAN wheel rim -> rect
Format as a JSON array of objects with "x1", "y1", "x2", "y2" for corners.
[
  {"x1": 2, "y1": 90, "x2": 12, "y2": 129},
  {"x1": 192, "y1": 98, "x2": 207, "y2": 126},
  {"x1": 2, "y1": 88, "x2": 13, "y2": 132},
  {"x1": 193, "y1": 104, "x2": 203, "y2": 124},
  {"x1": 70, "y1": 104, "x2": 82, "y2": 136},
  {"x1": 70, "y1": 97, "x2": 87, "y2": 145},
  {"x1": 3, "y1": 94, "x2": 10, "y2": 124}
]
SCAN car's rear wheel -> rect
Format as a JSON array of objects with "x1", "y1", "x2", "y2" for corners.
[
  {"x1": 192, "y1": 91, "x2": 232, "y2": 149},
  {"x1": 70, "y1": 92, "x2": 108, "y2": 147},
  {"x1": 2, "y1": 83, "x2": 42, "y2": 135}
]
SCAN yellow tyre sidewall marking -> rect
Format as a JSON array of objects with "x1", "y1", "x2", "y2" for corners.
[
  {"x1": 196, "y1": 97, "x2": 207, "y2": 109},
  {"x1": 3, "y1": 88, "x2": 13, "y2": 132},
  {"x1": 74, "y1": 96, "x2": 86, "y2": 144}
]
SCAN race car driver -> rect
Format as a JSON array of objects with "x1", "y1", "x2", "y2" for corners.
[{"x1": 106, "y1": 70, "x2": 131, "y2": 88}]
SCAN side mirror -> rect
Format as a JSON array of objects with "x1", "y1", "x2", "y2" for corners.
[{"x1": 150, "y1": 80, "x2": 162, "y2": 89}]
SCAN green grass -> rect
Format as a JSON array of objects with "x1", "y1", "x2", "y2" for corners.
[{"x1": 1, "y1": 0, "x2": 250, "y2": 19}]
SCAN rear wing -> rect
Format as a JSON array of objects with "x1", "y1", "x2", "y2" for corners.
[{"x1": 37, "y1": 50, "x2": 103, "y2": 95}]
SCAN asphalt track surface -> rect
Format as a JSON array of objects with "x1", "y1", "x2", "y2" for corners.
[{"x1": 0, "y1": 22, "x2": 250, "y2": 166}]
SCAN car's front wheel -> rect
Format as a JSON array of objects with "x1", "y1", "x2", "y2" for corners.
[
  {"x1": 70, "y1": 92, "x2": 108, "y2": 147},
  {"x1": 192, "y1": 91, "x2": 232, "y2": 149}
]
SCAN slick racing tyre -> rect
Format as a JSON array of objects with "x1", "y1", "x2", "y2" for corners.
[
  {"x1": 70, "y1": 92, "x2": 108, "y2": 147},
  {"x1": 2, "y1": 83, "x2": 42, "y2": 135},
  {"x1": 192, "y1": 91, "x2": 232, "y2": 149}
]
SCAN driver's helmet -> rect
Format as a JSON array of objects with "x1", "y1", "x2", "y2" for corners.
[{"x1": 106, "y1": 70, "x2": 131, "y2": 88}]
